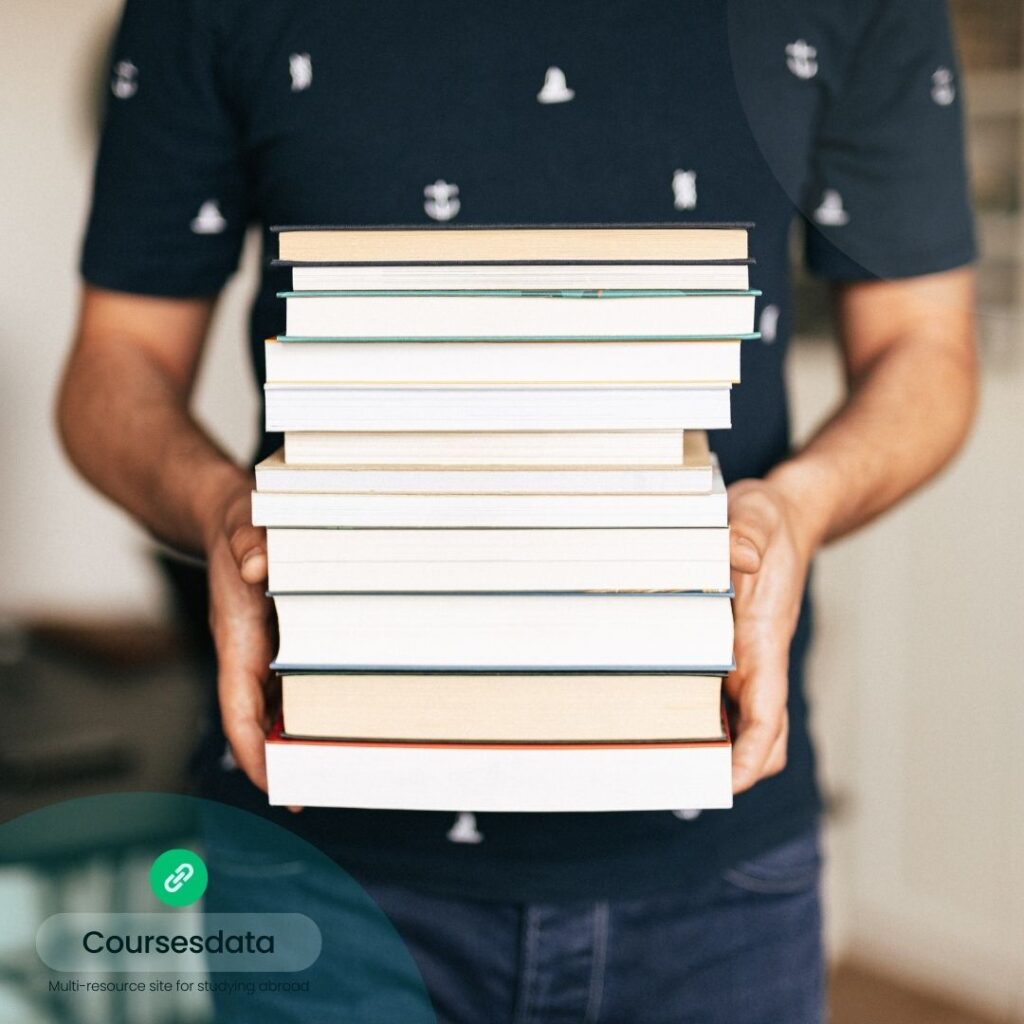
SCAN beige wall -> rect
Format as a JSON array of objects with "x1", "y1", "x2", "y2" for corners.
[
  {"x1": 792, "y1": 332, "x2": 1024, "y2": 1018},
  {"x1": 2, "y1": 0, "x2": 1022, "y2": 1016}
]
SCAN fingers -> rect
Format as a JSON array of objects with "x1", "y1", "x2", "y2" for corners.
[
  {"x1": 728, "y1": 656, "x2": 789, "y2": 794},
  {"x1": 209, "y1": 542, "x2": 276, "y2": 793},
  {"x1": 219, "y1": 649, "x2": 270, "y2": 792},
  {"x1": 205, "y1": 484, "x2": 276, "y2": 795},
  {"x1": 731, "y1": 717, "x2": 778, "y2": 793},
  {"x1": 762, "y1": 715, "x2": 789, "y2": 778},
  {"x1": 725, "y1": 478, "x2": 805, "y2": 794},
  {"x1": 224, "y1": 716, "x2": 269, "y2": 793}
]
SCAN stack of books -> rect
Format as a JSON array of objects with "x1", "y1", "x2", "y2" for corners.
[{"x1": 257, "y1": 224, "x2": 755, "y2": 812}]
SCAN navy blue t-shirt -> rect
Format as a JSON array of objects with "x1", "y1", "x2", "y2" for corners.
[{"x1": 82, "y1": 0, "x2": 974, "y2": 900}]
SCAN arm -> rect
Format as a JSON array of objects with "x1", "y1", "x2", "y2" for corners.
[
  {"x1": 728, "y1": 266, "x2": 978, "y2": 792},
  {"x1": 57, "y1": 285, "x2": 273, "y2": 789}
]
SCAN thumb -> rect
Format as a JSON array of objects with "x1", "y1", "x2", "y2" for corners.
[
  {"x1": 228, "y1": 522, "x2": 269, "y2": 584},
  {"x1": 727, "y1": 485, "x2": 779, "y2": 575},
  {"x1": 730, "y1": 531, "x2": 762, "y2": 575}
]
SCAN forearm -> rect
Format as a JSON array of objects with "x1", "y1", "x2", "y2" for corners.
[
  {"x1": 58, "y1": 288, "x2": 273, "y2": 789},
  {"x1": 57, "y1": 341, "x2": 249, "y2": 555},
  {"x1": 768, "y1": 284, "x2": 977, "y2": 552}
]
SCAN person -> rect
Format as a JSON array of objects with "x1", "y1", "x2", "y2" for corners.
[{"x1": 58, "y1": 1, "x2": 977, "y2": 1021}]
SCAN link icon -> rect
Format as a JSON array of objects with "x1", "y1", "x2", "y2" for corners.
[{"x1": 150, "y1": 849, "x2": 208, "y2": 907}]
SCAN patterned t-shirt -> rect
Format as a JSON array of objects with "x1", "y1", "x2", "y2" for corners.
[{"x1": 82, "y1": 0, "x2": 975, "y2": 900}]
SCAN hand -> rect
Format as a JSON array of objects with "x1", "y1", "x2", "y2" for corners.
[
  {"x1": 203, "y1": 481, "x2": 276, "y2": 793},
  {"x1": 726, "y1": 477, "x2": 818, "y2": 794}
]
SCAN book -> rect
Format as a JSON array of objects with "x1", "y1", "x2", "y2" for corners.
[
  {"x1": 265, "y1": 336, "x2": 743, "y2": 385},
  {"x1": 288, "y1": 262, "x2": 751, "y2": 292},
  {"x1": 274, "y1": 223, "x2": 750, "y2": 264},
  {"x1": 270, "y1": 592, "x2": 734, "y2": 671},
  {"x1": 280, "y1": 672, "x2": 725, "y2": 743},
  {"x1": 257, "y1": 431, "x2": 712, "y2": 494},
  {"x1": 280, "y1": 291, "x2": 758, "y2": 341},
  {"x1": 282, "y1": 429, "x2": 688, "y2": 467},
  {"x1": 252, "y1": 458, "x2": 726, "y2": 528},
  {"x1": 265, "y1": 722, "x2": 733, "y2": 811},
  {"x1": 258, "y1": 221, "x2": 745, "y2": 813},
  {"x1": 266, "y1": 526, "x2": 731, "y2": 593},
  {"x1": 264, "y1": 383, "x2": 732, "y2": 432}
]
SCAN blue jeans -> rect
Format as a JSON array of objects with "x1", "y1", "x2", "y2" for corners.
[{"x1": 204, "y1": 824, "x2": 823, "y2": 1024}]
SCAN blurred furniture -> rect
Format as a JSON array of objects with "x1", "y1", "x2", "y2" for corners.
[
  {"x1": 953, "y1": 0, "x2": 1024, "y2": 367},
  {"x1": 0, "y1": 618, "x2": 203, "y2": 824},
  {"x1": 831, "y1": 960, "x2": 1010, "y2": 1024},
  {"x1": 0, "y1": 618, "x2": 206, "y2": 1023}
]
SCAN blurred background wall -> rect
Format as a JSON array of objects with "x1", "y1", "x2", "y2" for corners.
[
  {"x1": 0, "y1": 0, "x2": 259, "y2": 618},
  {"x1": 0, "y1": 1, "x2": 1021, "y2": 1021},
  {"x1": 794, "y1": 2, "x2": 1024, "y2": 1016}
]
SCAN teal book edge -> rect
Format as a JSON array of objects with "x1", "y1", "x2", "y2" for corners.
[{"x1": 271, "y1": 661, "x2": 737, "y2": 673}]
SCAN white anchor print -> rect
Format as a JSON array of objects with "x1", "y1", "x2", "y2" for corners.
[
  {"x1": 931, "y1": 67, "x2": 955, "y2": 106},
  {"x1": 672, "y1": 809, "x2": 702, "y2": 821},
  {"x1": 813, "y1": 188, "x2": 849, "y2": 227},
  {"x1": 111, "y1": 59, "x2": 138, "y2": 99},
  {"x1": 447, "y1": 812, "x2": 484, "y2": 844},
  {"x1": 537, "y1": 66, "x2": 575, "y2": 104},
  {"x1": 785, "y1": 40, "x2": 818, "y2": 80},
  {"x1": 672, "y1": 169, "x2": 698, "y2": 211},
  {"x1": 759, "y1": 304, "x2": 780, "y2": 344},
  {"x1": 290, "y1": 53, "x2": 313, "y2": 92},
  {"x1": 424, "y1": 179, "x2": 461, "y2": 221},
  {"x1": 190, "y1": 199, "x2": 227, "y2": 235}
]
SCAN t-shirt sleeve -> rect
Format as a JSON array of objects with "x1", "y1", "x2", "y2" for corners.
[
  {"x1": 81, "y1": 0, "x2": 247, "y2": 297},
  {"x1": 804, "y1": 0, "x2": 976, "y2": 281}
]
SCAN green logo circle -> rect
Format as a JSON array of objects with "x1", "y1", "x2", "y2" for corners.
[{"x1": 149, "y1": 849, "x2": 208, "y2": 907}]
